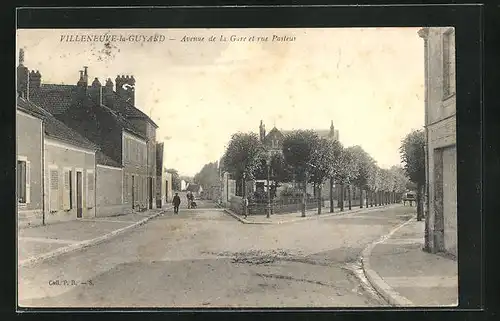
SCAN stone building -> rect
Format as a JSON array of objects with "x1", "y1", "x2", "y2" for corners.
[
  {"x1": 418, "y1": 27, "x2": 457, "y2": 257},
  {"x1": 19, "y1": 49, "x2": 162, "y2": 218},
  {"x1": 254, "y1": 120, "x2": 340, "y2": 198}
]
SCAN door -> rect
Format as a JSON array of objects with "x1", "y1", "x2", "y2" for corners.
[
  {"x1": 76, "y1": 171, "x2": 83, "y2": 218},
  {"x1": 131, "y1": 175, "x2": 135, "y2": 209},
  {"x1": 148, "y1": 177, "x2": 153, "y2": 209}
]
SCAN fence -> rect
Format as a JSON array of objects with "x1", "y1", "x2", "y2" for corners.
[{"x1": 248, "y1": 197, "x2": 325, "y2": 215}]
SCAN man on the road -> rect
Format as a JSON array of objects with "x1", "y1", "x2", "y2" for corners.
[
  {"x1": 172, "y1": 193, "x2": 181, "y2": 214},
  {"x1": 187, "y1": 192, "x2": 192, "y2": 209}
]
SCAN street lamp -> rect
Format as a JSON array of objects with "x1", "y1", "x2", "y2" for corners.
[{"x1": 266, "y1": 151, "x2": 272, "y2": 218}]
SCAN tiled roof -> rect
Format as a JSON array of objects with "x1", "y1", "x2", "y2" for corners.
[
  {"x1": 29, "y1": 84, "x2": 75, "y2": 115},
  {"x1": 112, "y1": 93, "x2": 158, "y2": 128},
  {"x1": 17, "y1": 96, "x2": 98, "y2": 151},
  {"x1": 17, "y1": 96, "x2": 45, "y2": 119},
  {"x1": 98, "y1": 102, "x2": 147, "y2": 140},
  {"x1": 96, "y1": 151, "x2": 122, "y2": 168},
  {"x1": 31, "y1": 84, "x2": 158, "y2": 128},
  {"x1": 279, "y1": 129, "x2": 332, "y2": 138}
]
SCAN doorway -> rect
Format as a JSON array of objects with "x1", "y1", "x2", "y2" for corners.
[
  {"x1": 148, "y1": 177, "x2": 153, "y2": 209},
  {"x1": 76, "y1": 171, "x2": 83, "y2": 218}
]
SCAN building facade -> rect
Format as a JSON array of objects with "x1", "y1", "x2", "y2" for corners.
[
  {"x1": 419, "y1": 27, "x2": 457, "y2": 258},
  {"x1": 17, "y1": 49, "x2": 164, "y2": 224},
  {"x1": 16, "y1": 97, "x2": 44, "y2": 227}
]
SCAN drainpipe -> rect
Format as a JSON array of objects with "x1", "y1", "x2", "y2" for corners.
[
  {"x1": 41, "y1": 121, "x2": 46, "y2": 226},
  {"x1": 419, "y1": 27, "x2": 431, "y2": 251}
]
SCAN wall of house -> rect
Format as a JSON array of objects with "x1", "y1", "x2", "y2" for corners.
[
  {"x1": 127, "y1": 121, "x2": 157, "y2": 209},
  {"x1": 44, "y1": 139, "x2": 96, "y2": 224},
  {"x1": 16, "y1": 111, "x2": 43, "y2": 227},
  {"x1": 122, "y1": 130, "x2": 148, "y2": 210},
  {"x1": 96, "y1": 164, "x2": 129, "y2": 217},
  {"x1": 424, "y1": 27, "x2": 457, "y2": 257}
]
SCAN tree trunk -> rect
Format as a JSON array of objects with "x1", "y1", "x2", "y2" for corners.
[
  {"x1": 360, "y1": 188, "x2": 363, "y2": 208},
  {"x1": 348, "y1": 185, "x2": 352, "y2": 210},
  {"x1": 301, "y1": 174, "x2": 308, "y2": 217},
  {"x1": 417, "y1": 183, "x2": 424, "y2": 221},
  {"x1": 340, "y1": 184, "x2": 344, "y2": 211},
  {"x1": 329, "y1": 178, "x2": 334, "y2": 213},
  {"x1": 370, "y1": 190, "x2": 373, "y2": 207},
  {"x1": 317, "y1": 184, "x2": 322, "y2": 214}
]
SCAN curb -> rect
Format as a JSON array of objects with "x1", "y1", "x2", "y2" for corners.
[
  {"x1": 223, "y1": 204, "x2": 402, "y2": 225},
  {"x1": 19, "y1": 208, "x2": 169, "y2": 268},
  {"x1": 360, "y1": 216, "x2": 416, "y2": 307}
]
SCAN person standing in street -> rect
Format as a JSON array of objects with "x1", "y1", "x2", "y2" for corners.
[
  {"x1": 187, "y1": 192, "x2": 192, "y2": 209},
  {"x1": 172, "y1": 193, "x2": 181, "y2": 214}
]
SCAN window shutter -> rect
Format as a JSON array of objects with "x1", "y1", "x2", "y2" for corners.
[
  {"x1": 63, "y1": 169, "x2": 70, "y2": 210},
  {"x1": 87, "y1": 172, "x2": 94, "y2": 207},
  {"x1": 25, "y1": 161, "x2": 31, "y2": 204},
  {"x1": 50, "y1": 169, "x2": 59, "y2": 211}
]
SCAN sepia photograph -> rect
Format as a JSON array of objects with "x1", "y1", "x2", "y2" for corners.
[{"x1": 16, "y1": 27, "x2": 457, "y2": 308}]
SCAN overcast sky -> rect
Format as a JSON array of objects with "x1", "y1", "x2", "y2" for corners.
[{"x1": 17, "y1": 28, "x2": 425, "y2": 177}]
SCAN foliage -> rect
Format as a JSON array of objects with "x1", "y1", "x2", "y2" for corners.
[
  {"x1": 399, "y1": 129, "x2": 426, "y2": 187},
  {"x1": 282, "y1": 130, "x2": 320, "y2": 182},
  {"x1": 279, "y1": 186, "x2": 305, "y2": 198},
  {"x1": 309, "y1": 137, "x2": 342, "y2": 185},
  {"x1": 348, "y1": 146, "x2": 376, "y2": 190},
  {"x1": 222, "y1": 132, "x2": 264, "y2": 181},
  {"x1": 334, "y1": 145, "x2": 360, "y2": 185},
  {"x1": 367, "y1": 164, "x2": 381, "y2": 192},
  {"x1": 390, "y1": 165, "x2": 410, "y2": 193},
  {"x1": 165, "y1": 168, "x2": 181, "y2": 191},
  {"x1": 194, "y1": 161, "x2": 220, "y2": 190},
  {"x1": 379, "y1": 168, "x2": 393, "y2": 192}
]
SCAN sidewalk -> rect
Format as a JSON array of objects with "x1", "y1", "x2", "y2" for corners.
[
  {"x1": 362, "y1": 218, "x2": 458, "y2": 307},
  {"x1": 18, "y1": 208, "x2": 169, "y2": 267},
  {"x1": 224, "y1": 203, "x2": 402, "y2": 225}
]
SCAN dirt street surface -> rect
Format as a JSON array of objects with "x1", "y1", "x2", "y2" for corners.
[{"x1": 18, "y1": 201, "x2": 414, "y2": 308}]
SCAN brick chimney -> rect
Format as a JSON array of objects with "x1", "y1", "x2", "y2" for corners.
[
  {"x1": 115, "y1": 75, "x2": 135, "y2": 105},
  {"x1": 28, "y1": 70, "x2": 41, "y2": 90},
  {"x1": 102, "y1": 78, "x2": 115, "y2": 107},
  {"x1": 17, "y1": 49, "x2": 29, "y2": 98},
  {"x1": 76, "y1": 66, "x2": 89, "y2": 102},
  {"x1": 89, "y1": 77, "x2": 103, "y2": 106}
]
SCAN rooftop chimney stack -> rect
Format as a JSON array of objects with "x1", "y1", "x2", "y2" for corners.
[
  {"x1": 90, "y1": 77, "x2": 103, "y2": 106},
  {"x1": 17, "y1": 49, "x2": 29, "y2": 98},
  {"x1": 115, "y1": 75, "x2": 136, "y2": 105}
]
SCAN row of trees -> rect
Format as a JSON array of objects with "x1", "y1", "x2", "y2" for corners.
[
  {"x1": 193, "y1": 162, "x2": 220, "y2": 190},
  {"x1": 221, "y1": 130, "x2": 415, "y2": 217}
]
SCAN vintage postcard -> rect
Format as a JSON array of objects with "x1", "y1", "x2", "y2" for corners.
[{"x1": 16, "y1": 27, "x2": 457, "y2": 308}]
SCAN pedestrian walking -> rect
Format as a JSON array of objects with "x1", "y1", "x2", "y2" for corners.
[
  {"x1": 187, "y1": 192, "x2": 192, "y2": 209},
  {"x1": 172, "y1": 193, "x2": 181, "y2": 214}
]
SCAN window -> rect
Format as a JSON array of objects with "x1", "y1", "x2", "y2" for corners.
[
  {"x1": 63, "y1": 169, "x2": 72, "y2": 210},
  {"x1": 443, "y1": 29, "x2": 456, "y2": 98},
  {"x1": 49, "y1": 168, "x2": 59, "y2": 211},
  {"x1": 17, "y1": 159, "x2": 30, "y2": 204},
  {"x1": 87, "y1": 171, "x2": 95, "y2": 208}
]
